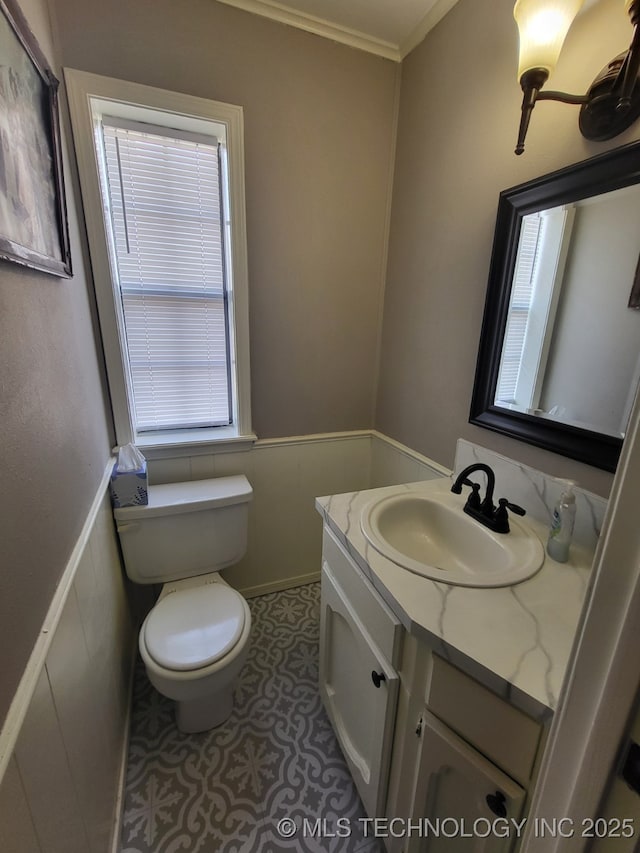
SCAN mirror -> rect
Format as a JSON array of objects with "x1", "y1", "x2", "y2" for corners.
[{"x1": 470, "y1": 141, "x2": 640, "y2": 473}]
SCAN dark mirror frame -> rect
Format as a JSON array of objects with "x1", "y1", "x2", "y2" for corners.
[{"x1": 470, "y1": 141, "x2": 640, "y2": 473}]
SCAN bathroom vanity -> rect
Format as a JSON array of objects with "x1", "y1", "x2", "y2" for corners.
[{"x1": 316, "y1": 472, "x2": 595, "y2": 853}]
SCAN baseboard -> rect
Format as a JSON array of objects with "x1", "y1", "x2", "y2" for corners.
[
  {"x1": 239, "y1": 571, "x2": 320, "y2": 599},
  {"x1": 109, "y1": 637, "x2": 138, "y2": 853}
]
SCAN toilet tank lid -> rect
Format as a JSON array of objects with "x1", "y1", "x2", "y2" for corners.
[{"x1": 113, "y1": 474, "x2": 252, "y2": 520}]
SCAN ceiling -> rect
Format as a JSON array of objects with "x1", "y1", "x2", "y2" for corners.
[{"x1": 215, "y1": 0, "x2": 462, "y2": 61}]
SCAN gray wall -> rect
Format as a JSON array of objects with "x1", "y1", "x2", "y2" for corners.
[
  {"x1": 376, "y1": 0, "x2": 638, "y2": 496},
  {"x1": 49, "y1": 0, "x2": 400, "y2": 439},
  {"x1": 0, "y1": 0, "x2": 113, "y2": 729}
]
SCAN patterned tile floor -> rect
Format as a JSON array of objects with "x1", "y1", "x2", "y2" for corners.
[{"x1": 120, "y1": 583, "x2": 385, "y2": 853}]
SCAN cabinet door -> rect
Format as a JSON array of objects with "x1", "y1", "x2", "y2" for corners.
[
  {"x1": 590, "y1": 697, "x2": 640, "y2": 853},
  {"x1": 407, "y1": 712, "x2": 526, "y2": 853},
  {"x1": 320, "y1": 562, "x2": 399, "y2": 817}
]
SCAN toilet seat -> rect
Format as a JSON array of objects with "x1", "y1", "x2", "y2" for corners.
[{"x1": 144, "y1": 584, "x2": 246, "y2": 672}]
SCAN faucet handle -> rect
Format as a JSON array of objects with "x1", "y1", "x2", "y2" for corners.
[
  {"x1": 467, "y1": 482, "x2": 482, "y2": 510},
  {"x1": 499, "y1": 498, "x2": 526, "y2": 516},
  {"x1": 492, "y1": 498, "x2": 526, "y2": 534}
]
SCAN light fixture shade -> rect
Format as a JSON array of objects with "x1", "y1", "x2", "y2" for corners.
[{"x1": 514, "y1": 0, "x2": 584, "y2": 80}]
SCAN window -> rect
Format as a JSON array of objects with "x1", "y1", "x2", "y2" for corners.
[
  {"x1": 65, "y1": 71, "x2": 252, "y2": 452},
  {"x1": 496, "y1": 206, "x2": 574, "y2": 413},
  {"x1": 495, "y1": 213, "x2": 542, "y2": 404},
  {"x1": 101, "y1": 119, "x2": 231, "y2": 431}
]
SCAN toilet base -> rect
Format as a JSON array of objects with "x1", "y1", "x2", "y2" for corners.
[{"x1": 174, "y1": 685, "x2": 234, "y2": 733}]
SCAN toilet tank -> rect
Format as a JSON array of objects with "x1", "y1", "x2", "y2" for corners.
[{"x1": 113, "y1": 475, "x2": 252, "y2": 584}]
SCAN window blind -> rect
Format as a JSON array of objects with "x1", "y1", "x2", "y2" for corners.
[
  {"x1": 100, "y1": 119, "x2": 231, "y2": 432},
  {"x1": 495, "y1": 213, "x2": 542, "y2": 404}
]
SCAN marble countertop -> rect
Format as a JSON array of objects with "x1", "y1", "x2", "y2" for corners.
[{"x1": 316, "y1": 476, "x2": 594, "y2": 721}]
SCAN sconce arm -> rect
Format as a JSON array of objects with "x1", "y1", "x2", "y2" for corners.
[
  {"x1": 537, "y1": 90, "x2": 590, "y2": 105},
  {"x1": 516, "y1": 73, "x2": 597, "y2": 155}
]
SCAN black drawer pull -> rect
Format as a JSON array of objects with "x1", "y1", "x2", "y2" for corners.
[
  {"x1": 371, "y1": 670, "x2": 386, "y2": 688},
  {"x1": 622, "y1": 741, "x2": 640, "y2": 795},
  {"x1": 486, "y1": 791, "x2": 507, "y2": 817}
]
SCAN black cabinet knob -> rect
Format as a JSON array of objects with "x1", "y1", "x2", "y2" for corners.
[
  {"x1": 486, "y1": 791, "x2": 507, "y2": 817},
  {"x1": 622, "y1": 741, "x2": 640, "y2": 794},
  {"x1": 371, "y1": 670, "x2": 386, "y2": 688}
]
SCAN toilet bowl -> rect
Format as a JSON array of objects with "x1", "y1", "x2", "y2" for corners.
[
  {"x1": 139, "y1": 573, "x2": 251, "y2": 731},
  {"x1": 114, "y1": 475, "x2": 253, "y2": 733}
]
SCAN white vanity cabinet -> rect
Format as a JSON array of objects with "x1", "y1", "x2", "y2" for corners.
[
  {"x1": 319, "y1": 521, "x2": 547, "y2": 853},
  {"x1": 320, "y1": 527, "x2": 403, "y2": 817},
  {"x1": 406, "y1": 711, "x2": 526, "y2": 853},
  {"x1": 387, "y1": 652, "x2": 544, "y2": 853},
  {"x1": 388, "y1": 651, "x2": 542, "y2": 853}
]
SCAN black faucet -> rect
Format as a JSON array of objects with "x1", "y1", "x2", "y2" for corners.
[{"x1": 451, "y1": 463, "x2": 525, "y2": 534}]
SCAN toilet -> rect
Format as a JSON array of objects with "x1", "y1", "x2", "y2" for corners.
[{"x1": 114, "y1": 475, "x2": 253, "y2": 733}]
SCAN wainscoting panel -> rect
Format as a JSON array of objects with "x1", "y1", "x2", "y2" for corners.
[
  {"x1": 147, "y1": 433, "x2": 374, "y2": 598},
  {"x1": 0, "y1": 758, "x2": 41, "y2": 852},
  {"x1": 0, "y1": 486, "x2": 134, "y2": 853},
  {"x1": 370, "y1": 431, "x2": 450, "y2": 487},
  {"x1": 144, "y1": 431, "x2": 449, "y2": 599}
]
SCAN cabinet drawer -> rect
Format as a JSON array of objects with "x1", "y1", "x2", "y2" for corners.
[
  {"x1": 322, "y1": 526, "x2": 402, "y2": 666},
  {"x1": 427, "y1": 655, "x2": 542, "y2": 785}
]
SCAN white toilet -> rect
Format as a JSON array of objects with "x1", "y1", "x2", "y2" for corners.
[{"x1": 114, "y1": 475, "x2": 253, "y2": 733}]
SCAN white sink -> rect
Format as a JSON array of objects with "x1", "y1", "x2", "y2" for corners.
[{"x1": 360, "y1": 489, "x2": 544, "y2": 588}]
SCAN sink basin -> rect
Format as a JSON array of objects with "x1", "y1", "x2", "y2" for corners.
[{"x1": 360, "y1": 490, "x2": 544, "y2": 588}]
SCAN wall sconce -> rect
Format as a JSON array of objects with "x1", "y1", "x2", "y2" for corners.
[{"x1": 514, "y1": 0, "x2": 640, "y2": 154}]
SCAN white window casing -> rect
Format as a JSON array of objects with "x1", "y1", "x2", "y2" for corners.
[
  {"x1": 496, "y1": 212, "x2": 543, "y2": 405},
  {"x1": 64, "y1": 70, "x2": 253, "y2": 454},
  {"x1": 496, "y1": 206, "x2": 575, "y2": 414},
  {"x1": 516, "y1": 206, "x2": 574, "y2": 412}
]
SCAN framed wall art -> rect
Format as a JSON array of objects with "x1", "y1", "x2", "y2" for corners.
[
  {"x1": 628, "y1": 253, "x2": 640, "y2": 310},
  {"x1": 0, "y1": 0, "x2": 71, "y2": 277}
]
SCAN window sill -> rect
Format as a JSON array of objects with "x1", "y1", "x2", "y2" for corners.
[{"x1": 119, "y1": 427, "x2": 257, "y2": 460}]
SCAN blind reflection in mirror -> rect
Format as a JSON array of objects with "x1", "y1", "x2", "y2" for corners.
[{"x1": 494, "y1": 184, "x2": 640, "y2": 439}]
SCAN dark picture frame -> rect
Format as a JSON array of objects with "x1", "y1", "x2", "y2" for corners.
[
  {"x1": 0, "y1": 0, "x2": 71, "y2": 277},
  {"x1": 628, "y1": 254, "x2": 640, "y2": 309}
]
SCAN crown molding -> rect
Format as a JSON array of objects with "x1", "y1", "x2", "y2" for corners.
[
  {"x1": 216, "y1": 0, "x2": 402, "y2": 61},
  {"x1": 400, "y1": 0, "x2": 461, "y2": 59},
  {"x1": 216, "y1": 0, "x2": 463, "y2": 62}
]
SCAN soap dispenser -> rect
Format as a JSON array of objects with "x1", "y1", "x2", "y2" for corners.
[{"x1": 547, "y1": 480, "x2": 576, "y2": 563}]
